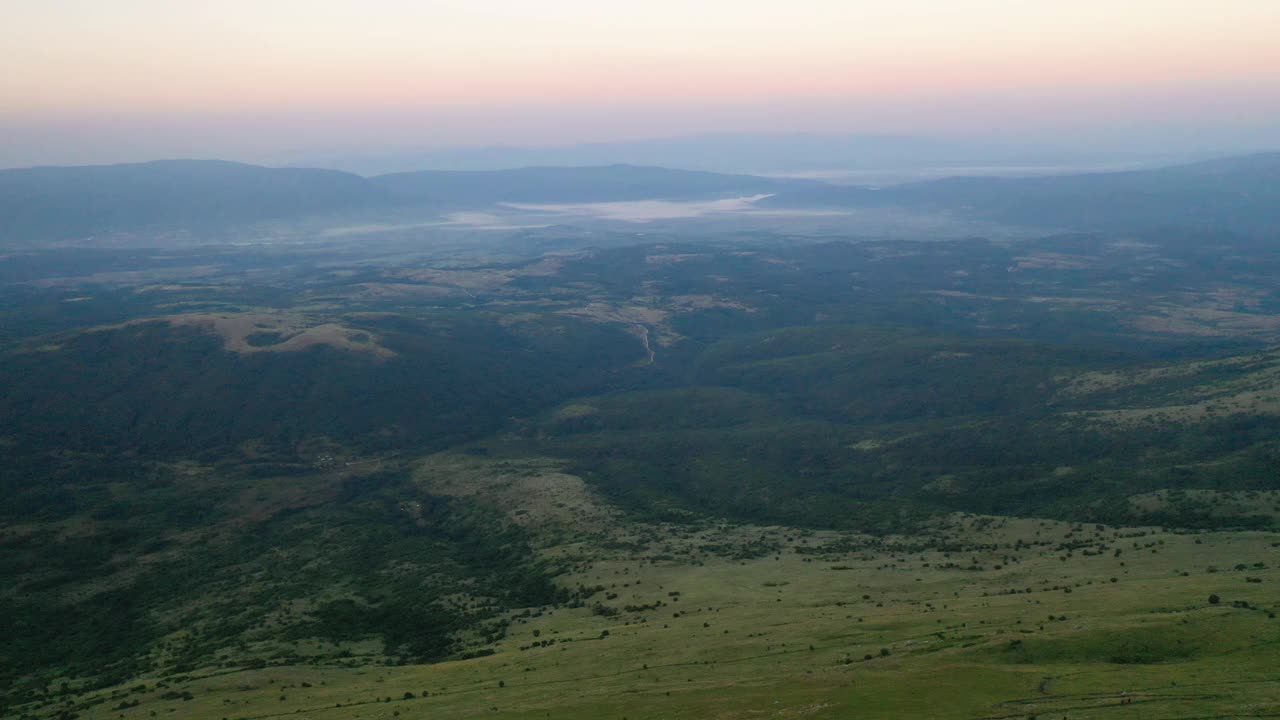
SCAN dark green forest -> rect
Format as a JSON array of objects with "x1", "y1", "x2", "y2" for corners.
[{"x1": 2, "y1": 217, "x2": 1280, "y2": 711}]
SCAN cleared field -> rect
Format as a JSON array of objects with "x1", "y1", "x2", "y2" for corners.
[{"x1": 58, "y1": 311, "x2": 397, "y2": 358}]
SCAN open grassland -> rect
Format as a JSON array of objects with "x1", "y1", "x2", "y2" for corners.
[
  {"x1": 24, "y1": 455, "x2": 1280, "y2": 720},
  {"x1": 1058, "y1": 350, "x2": 1280, "y2": 426},
  {"x1": 110, "y1": 313, "x2": 396, "y2": 358}
]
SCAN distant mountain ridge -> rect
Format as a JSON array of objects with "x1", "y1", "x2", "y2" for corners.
[
  {"x1": 766, "y1": 152, "x2": 1280, "y2": 237},
  {"x1": 0, "y1": 152, "x2": 1277, "y2": 244},
  {"x1": 372, "y1": 164, "x2": 803, "y2": 205},
  {"x1": 268, "y1": 130, "x2": 1280, "y2": 175},
  {"x1": 0, "y1": 159, "x2": 392, "y2": 243},
  {"x1": 0, "y1": 160, "x2": 797, "y2": 244}
]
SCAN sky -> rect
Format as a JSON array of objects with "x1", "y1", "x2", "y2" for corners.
[{"x1": 3, "y1": 0, "x2": 1279, "y2": 166}]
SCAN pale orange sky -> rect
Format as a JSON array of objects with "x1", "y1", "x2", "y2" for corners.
[{"x1": 2, "y1": 0, "x2": 1279, "y2": 163}]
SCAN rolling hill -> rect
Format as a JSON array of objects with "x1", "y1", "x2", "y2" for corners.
[
  {"x1": 2, "y1": 220, "x2": 1280, "y2": 718},
  {"x1": 2, "y1": 153, "x2": 1277, "y2": 245},
  {"x1": 0, "y1": 160, "x2": 393, "y2": 243},
  {"x1": 0, "y1": 161, "x2": 802, "y2": 244},
  {"x1": 371, "y1": 164, "x2": 803, "y2": 205},
  {"x1": 767, "y1": 151, "x2": 1280, "y2": 237}
]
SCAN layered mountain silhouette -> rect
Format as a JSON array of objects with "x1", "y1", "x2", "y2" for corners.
[{"x1": 1, "y1": 153, "x2": 1277, "y2": 243}]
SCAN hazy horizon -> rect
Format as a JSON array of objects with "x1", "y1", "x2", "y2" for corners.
[{"x1": 4, "y1": 0, "x2": 1279, "y2": 169}]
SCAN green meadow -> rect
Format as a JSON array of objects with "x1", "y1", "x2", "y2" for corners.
[{"x1": 26, "y1": 453, "x2": 1278, "y2": 720}]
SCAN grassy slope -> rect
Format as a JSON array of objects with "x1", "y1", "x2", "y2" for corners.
[{"x1": 24, "y1": 454, "x2": 1279, "y2": 720}]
